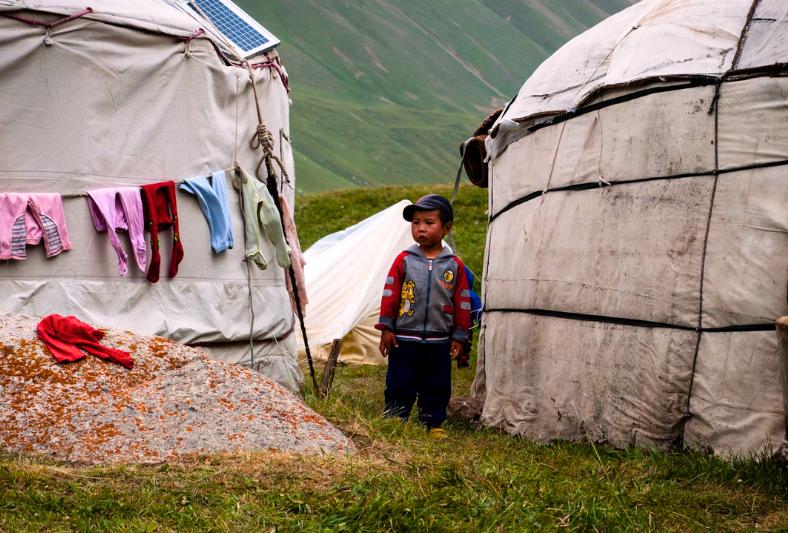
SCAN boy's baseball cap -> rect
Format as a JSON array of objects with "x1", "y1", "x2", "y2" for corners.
[{"x1": 403, "y1": 194, "x2": 454, "y2": 223}]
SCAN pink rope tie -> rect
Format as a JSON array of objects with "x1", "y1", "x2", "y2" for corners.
[
  {"x1": 250, "y1": 61, "x2": 290, "y2": 92},
  {"x1": 2, "y1": 6, "x2": 93, "y2": 28},
  {"x1": 178, "y1": 27, "x2": 205, "y2": 41}
]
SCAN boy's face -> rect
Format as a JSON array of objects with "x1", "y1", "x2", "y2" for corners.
[{"x1": 410, "y1": 209, "x2": 451, "y2": 250}]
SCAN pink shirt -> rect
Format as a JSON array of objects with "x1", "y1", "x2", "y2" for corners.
[
  {"x1": 0, "y1": 193, "x2": 72, "y2": 260},
  {"x1": 86, "y1": 187, "x2": 147, "y2": 276}
]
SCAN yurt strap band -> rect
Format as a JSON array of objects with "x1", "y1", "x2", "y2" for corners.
[
  {"x1": 484, "y1": 308, "x2": 776, "y2": 333},
  {"x1": 489, "y1": 156, "x2": 788, "y2": 223},
  {"x1": 2, "y1": 7, "x2": 93, "y2": 29}
]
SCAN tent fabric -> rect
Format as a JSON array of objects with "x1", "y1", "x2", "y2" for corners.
[
  {"x1": 0, "y1": 0, "x2": 205, "y2": 40},
  {"x1": 489, "y1": 84, "x2": 717, "y2": 217},
  {"x1": 309, "y1": 310, "x2": 382, "y2": 366},
  {"x1": 702, "y1": 167, "x2": 788, "y2": 328},
  {"x1": 685, "y1": 331, "x2": 784, "y2": 455},
  {"x1": 0, "y1": 1, "x2": 302, "y2": 391},
  {"x1": 736, "y1": 0, "x2": 788, "y2": 70},
  {"x1": 297, "y1": 201, "x2": 414, "y2": 366},
  {"x1": 485, "y1": 178, "x2": 712, "y2": 327},
  {"x1": 477, "y1": 312, "x2": 695, "y2": 449},
  {"x1": 717, "y1": 77, "x2": 788, "y2": 170},
  {"x1": 489, "y1": 0, "x2": 787, "y2": 158},
  {"x1": 474, "y1": 0, "x2": 788, "y2": 457}
]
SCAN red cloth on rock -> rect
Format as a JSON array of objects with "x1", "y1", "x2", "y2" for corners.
[{"x1": 36, "y1": 314, "x2": 134, "y2": 369}]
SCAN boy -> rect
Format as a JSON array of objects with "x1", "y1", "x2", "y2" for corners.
[{"x1": 375, "y1": 194, "x2": 471, "y2": 436}]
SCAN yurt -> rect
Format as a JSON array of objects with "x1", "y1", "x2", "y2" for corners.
[
  {"x1": 471, "y1": 0, "x2": 788, "y2": 456},
  {"x1": 0, "y1": 0, "x2": 302, "y2": 391}
]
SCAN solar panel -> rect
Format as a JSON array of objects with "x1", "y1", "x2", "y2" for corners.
[{"x1": 182, "y1": 0, "x2": 279, "y2": 58}]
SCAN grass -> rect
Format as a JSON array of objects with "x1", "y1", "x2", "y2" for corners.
[
  {"x1": 1, "y1": 184, "x2": 786, "y2": 531},
  {"x1": 2, "y1": 366, "x2": 786, "y2": 531}
]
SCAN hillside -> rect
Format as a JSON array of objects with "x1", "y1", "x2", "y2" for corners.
[{"x1": 238, "y1": 0, "x2": 636, "y2": 192}]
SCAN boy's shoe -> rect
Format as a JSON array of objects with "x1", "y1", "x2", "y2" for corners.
[{"x1": 428, "y1": 427, "x2": 448, "y2": 439}]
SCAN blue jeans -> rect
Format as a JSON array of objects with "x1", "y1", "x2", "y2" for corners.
[{"x1": 384, "y1": 340, "x2": 451, "y2": 428}]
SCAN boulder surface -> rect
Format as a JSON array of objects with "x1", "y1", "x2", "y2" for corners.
[{"x1": 0, "y1": 314, "x2": 354, "y2": 464}]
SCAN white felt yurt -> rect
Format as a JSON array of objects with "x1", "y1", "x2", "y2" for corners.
[
  {"x1": 0, "y1": 0, "x2": 302, "y2": 390},
  {"x1": 471, "y1": 0, "x2": 788, "y2": 456},
  {"x1": 298, "y1": 201, "x2": 413, "y2": 366}
]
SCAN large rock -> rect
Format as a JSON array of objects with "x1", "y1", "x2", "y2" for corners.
[{"x1": 0, "y1": 314, "x2": 354, "y2": 464}]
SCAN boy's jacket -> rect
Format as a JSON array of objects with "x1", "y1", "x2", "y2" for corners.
[{"x1": 376, "y1": 245, "x2": 471, "y2": 343}]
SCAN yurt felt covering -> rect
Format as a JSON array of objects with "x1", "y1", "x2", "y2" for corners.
[
  {"x1": 472, "y1": 0, "x2": 788, "y2": 457},
  {"x1": 0, "y1": 0, "x2": 301, "y2": 390}
]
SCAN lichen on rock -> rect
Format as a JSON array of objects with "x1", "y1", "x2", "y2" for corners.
[{"x1": 0, "y1": 313, "x2": 354, "y2": 464}]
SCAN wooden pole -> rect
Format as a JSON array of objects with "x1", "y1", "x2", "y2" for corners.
[
  {"x1": 320, "y1": 338, "x2": 342, "y2": 399},
  {"x1": 777, "y1": 317, "x2": 788, "y2": 461}
]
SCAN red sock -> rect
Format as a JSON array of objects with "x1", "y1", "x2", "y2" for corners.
[
  {"x1": 141, "y1": 181, "x2": 184, "y2": 283},
  {"x1": 164, "y1": 181, "x2": 184, "y2": 278}
]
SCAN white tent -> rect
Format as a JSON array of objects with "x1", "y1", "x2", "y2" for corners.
[
  {"x1": 0, "y1": 0, "x2": 302, "y2": 390},
  {"x1": 472, "y1": 0, "x2": 788, "y2": 456},
  {"x1": 298, "y1": 201, "x2": 413, "y2": 366}
]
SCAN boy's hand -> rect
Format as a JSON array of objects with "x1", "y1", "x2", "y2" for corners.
[
  {"x1": 379, "y1": 329, "x2": 398, "y2": 358},
  {"x1": 450, "y1": 340, "x2": 463, "y2": 360}
]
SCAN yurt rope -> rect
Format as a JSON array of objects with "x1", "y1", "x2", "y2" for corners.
[
  {"x1": 230, "y1": 72, "x2": 261, "y2": 372},
  {"x1": 243, "y1": 62, "x2": 319, "y2": 394},
  {"x1": 684, "y1": 0, "x2": 763, "y2": 416},
  {"x1": 449, "y1": 144, "x2": 469, "y2": 205},
  {"x1": 729, "y1": 0, "x2": 762, "y2": 74},
  {"x1": 683, "y1": 79, "x2": 722, "y2": 418},
  {"x1": 250, "y1": 60, "x2": 290, "y2": 93},
  {"x1": 2, "y1": 6, "x2": 93, "y2": 28},
  {"x1": 539, "y1": 121, "x2": 568, "y2": 203},
  {"x1": 55, "y1": 172, "x2": 232, "y2": 199},
  {"x1": 446, "y1": 145, "x2": 470, "y2": 254}
]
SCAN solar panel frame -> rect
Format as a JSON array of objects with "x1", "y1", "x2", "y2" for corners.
[{"x1": 179, "y1": 0, "x2": 280, "y2": 59}]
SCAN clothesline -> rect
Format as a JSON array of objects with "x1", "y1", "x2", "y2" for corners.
[
  {"x1": 57, "y1": 165, "x2": 240, "y2": 199},
  {"x1": 2, "y1": 163, "x2": 306, "y2": 310}
]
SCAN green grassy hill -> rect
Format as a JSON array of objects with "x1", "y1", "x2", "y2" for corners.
[{"x1": 238, "y1": 0, "x2": 636, "y2": 192}]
